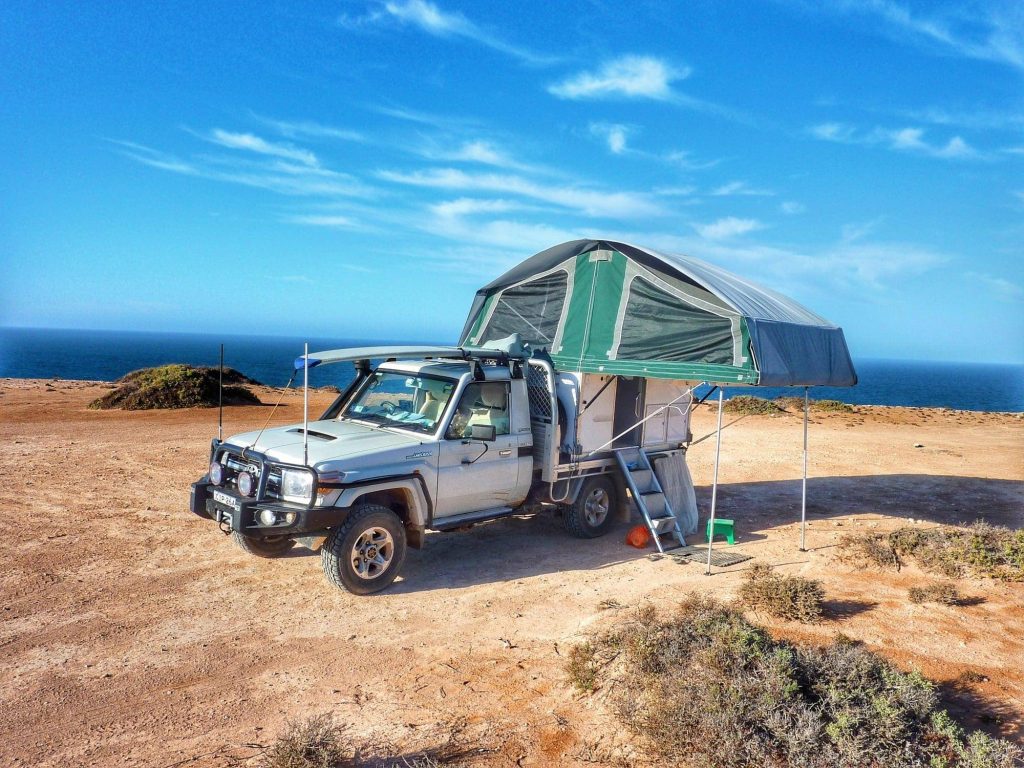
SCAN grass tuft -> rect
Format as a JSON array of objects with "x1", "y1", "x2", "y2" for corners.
[
  {"x1": 568, "y1": 595, "x2": 1020, "y2": 768},
  {"x1": 737, "y1": 564, "x2": 824, "y2": 623},
  {"x1": 775, "y1": 397, "x2": 854, "y2": 413},
  {"x1": 89, "y1": 364, "x2": 261, "y2": 410}
]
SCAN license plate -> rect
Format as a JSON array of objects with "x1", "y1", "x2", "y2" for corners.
[{"x1": 213, "y1": 490, "x2": 240, "y2": 512}]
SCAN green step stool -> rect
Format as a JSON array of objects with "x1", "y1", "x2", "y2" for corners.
[{"x1": 706, "y1": 518, "x2": 735, "y2": 545}]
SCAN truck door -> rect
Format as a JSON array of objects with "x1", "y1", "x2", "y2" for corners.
[{"x1": 434, "y1": 381, "x2": 521, "y2": 517}]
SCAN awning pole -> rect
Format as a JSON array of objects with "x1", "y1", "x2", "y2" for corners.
[
  {"x1": 303, "y1": 342, "x2": 309, "y2": 467},
  {"x1": 800, "y1": 386, "x2": 808, "y2": 552},
  {"x1": 706, "y1": 388, "x2": 724, "y2": 576}
]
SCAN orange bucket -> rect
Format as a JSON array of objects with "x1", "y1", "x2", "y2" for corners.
[{"x1": 626, "y1": 524, "x2": 651, "y2": 549}]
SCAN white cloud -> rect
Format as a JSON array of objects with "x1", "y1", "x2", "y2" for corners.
[
  {"x1": 693, "y1": 217, "x2": 763, "y2": 240},
  {"x1": 549, "y1": 56, "x2": 689, "y2": 101},
  {"x1": 207, "y1": 130, "x2": 319, "y2": 166},
  {"x1": 810, "y1": 122, "x2": 981, "y2": 159},
  {"x1": 109, "y1": 140, "x2": 200, "y2": 175},
  {"x1": 430, "y1": 198, "x2": 525, "y2": 217},
  {"x1": 780, "y1": 201, "x2": 806, "y2": 215},
  {"x1": 377, "y1": 167, "x2": 664, "y2": 218},
  {"x1": 342, "y1": 0, "x2": 555, "y2": 65},
  {"x1": 711, "y1": 180, "x2": 774, "y2": 197}
]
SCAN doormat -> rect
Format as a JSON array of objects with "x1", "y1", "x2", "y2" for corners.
[{"x1": 650, "y1": 545, "x2": 752, "y2": 568}]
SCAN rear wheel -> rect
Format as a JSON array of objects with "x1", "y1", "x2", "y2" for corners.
[
  {"x1": 232, "y1": 531, "x2": 295, "y2": 557},
  {"x1": 563, "y1": 475, "x2": 618, "y2": 539},
  {"x1": 321, "y1": 504, "x2": 407, "y2": 595}
]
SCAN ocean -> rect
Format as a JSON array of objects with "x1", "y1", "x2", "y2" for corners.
[{"x1": 1, "y1": 327, "x2": 1022, "y2": 413}]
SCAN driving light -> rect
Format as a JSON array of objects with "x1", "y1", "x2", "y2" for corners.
[
  {"x1": 209, "y1": 461, "x2": 223, "y2": 485},
  {"x1": 258, "y1": 508, "x2": 278, "y2": 526},
  {"x1": 237, "y1": 470, "x2": 255, "y2": 497},
  {"x1": 280, "y1": 468, "x2": 314, "y2": 504}
]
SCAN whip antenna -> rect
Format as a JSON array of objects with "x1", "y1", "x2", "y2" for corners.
[{"x1": 303, "y1": 342, "x2": 309, "y2": 466}]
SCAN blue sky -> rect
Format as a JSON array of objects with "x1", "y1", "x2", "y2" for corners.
[{"x1": 2, "y1": 0, "x2": 1022, "y2": 363}]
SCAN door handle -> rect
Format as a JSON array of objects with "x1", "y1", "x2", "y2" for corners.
[{"x1": 498, "y1": 449, "x2": 512, "y2": 456}]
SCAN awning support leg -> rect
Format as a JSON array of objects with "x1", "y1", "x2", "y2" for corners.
[
  {"x1": 706, "y1": 389, "x2": 724, "y2": 576},
  {"x1": 800, "y1": 386, "x2": 808, "y2": 552}
]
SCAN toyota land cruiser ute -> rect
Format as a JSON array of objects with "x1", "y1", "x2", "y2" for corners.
[{"x1": 190, "y1": 342, "x2": 698, "y2": 594}]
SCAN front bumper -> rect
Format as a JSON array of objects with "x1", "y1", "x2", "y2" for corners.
[{"x1": 190, "y1": 480, "x2": 346, "y2": 536}]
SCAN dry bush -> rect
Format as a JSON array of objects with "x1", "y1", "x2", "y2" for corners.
[
  {"x1": 837, "y1": 532, "x2": 901, "y2": 569},
  {"x1": 723, "y1": 396, "x2": 780, "y2": 415},
  {"x1": 261, "y1": 714, "x2": 350, "y2": 768},
  {"x1": 737, "y1": 563, "x2": 824, "y2": 622},
  {"x1": 908, "y1": 581, "x2": 962, "y2": 605},
  {"x1": 90, "y1": 364, "x2": 261, "y2": 410},
  {"x1": 567, "y1": 595, "x2": 1021, "y2": 768},
  {"x1": 567, "y1": 641, "x2": 601, "y2": 692}
]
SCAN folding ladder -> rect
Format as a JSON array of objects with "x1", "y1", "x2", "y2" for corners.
[{"x1": 614, "y1": 447, "x2": 686, "y2": 554}]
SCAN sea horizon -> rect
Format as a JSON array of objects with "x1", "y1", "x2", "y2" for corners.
[{"x1": 2, "y1": 325, "x2": 1023, "y2": 413}]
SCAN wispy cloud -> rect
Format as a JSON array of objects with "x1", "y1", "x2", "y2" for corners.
[
  {"x1": 108, "y1": 140, "x2": 200, "y2": 175},
  {"x1": 965, "y1": 271, "x2": 1023, "y2": 300},
  {"x1": 549, "y1": 55, "x2": 689, "y2": 101},
  {"x1": 284, "y1": 214, "x2": 358, "y2": 228},
  {"x1": 206, "y1": 129, "x2": 319, "y2": 166},
  {"x1": 252, "y1": 114, "x2": 365, "y2": 142},
  {"x1": 588, "y1": 122, "x2": 718, "y2": 170},
  {"x1": 809, "y1": 121, "x2": 981, "y2": 159},
  {"x1": 416, "y1": 139, "x2": 544, "y2": 174},
  {"x1": 693, "y1": 217, "x2": 763, "y2": 240},
  {"x1": 711, "y1": 180, "x2": 774, "y2": 197},
  {"x1": 780, "y1": 201, "x2": 806, "y2": 215},
  {"x1": 340, "y1": 0, "x2": 556, "y2": 65},
  {"x1": 824, "y1": 0, "x2": 1024, "y2": 73},
  {"x1": 377, "y1": 167, "x2": 664, "y2": 218}
]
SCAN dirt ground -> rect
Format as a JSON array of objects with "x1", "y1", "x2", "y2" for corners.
[{"x1": 1, "y1": 378, "x2": 1022, "y2": 767}]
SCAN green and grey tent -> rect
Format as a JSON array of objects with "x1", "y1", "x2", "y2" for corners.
[{"x1": 459, "y1": 239, "x2": 856, "y2": 387}]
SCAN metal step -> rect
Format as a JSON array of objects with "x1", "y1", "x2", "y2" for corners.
[
  {"x1": 627, "y1": 468, "x2": 655, "y2": 493},
  {"x1": 641, "y1": 491, "x2": 667, "y2": 518},
  {"x1": 650, "y1": 516, "x2": 678, "y2": 535}
]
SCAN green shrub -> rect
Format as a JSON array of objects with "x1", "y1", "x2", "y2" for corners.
[
  {"x1": 738, "y1": 564, "x2": 824, "y2": 622},
  {"x1": 839, "y1": 523, "x2": 1023, "y2": 582},
  {"x1": 89, "y1": 364, "x2": 261, "y2": 410},
  {"x1": 775, "y1": 397, "x2": 853, "y2": 413},
  {"x1": 568, "y1": 595, "x2": 1021, "y2": 768},
  {"x1": 724, "y1": 396, "x2": 780, "y2": 415}
]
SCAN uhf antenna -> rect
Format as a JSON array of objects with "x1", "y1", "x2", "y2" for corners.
[
  {"x1": 218, "y1": 343, "x2": 224, "y2": 441},
  {"x1": 302, "y1": 342, "x2": 309, "y2": 466}
]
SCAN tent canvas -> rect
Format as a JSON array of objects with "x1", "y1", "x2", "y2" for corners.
[{"x1": 460, "y1": 239, "x2": 857, "y2": 387}]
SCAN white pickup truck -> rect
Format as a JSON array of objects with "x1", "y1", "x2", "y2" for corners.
[{"x1": 190, "y1": 339, "x2": 697, "y2": 594}]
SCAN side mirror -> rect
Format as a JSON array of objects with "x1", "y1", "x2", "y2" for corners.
[{"x1": 468, "y1": 424, "x2": 496, "y2": 442}]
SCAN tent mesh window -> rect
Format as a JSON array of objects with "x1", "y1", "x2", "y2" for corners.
[
  {"x1": 478, "y1": 271, "x2": 567, "y2": 349},
  {"x1": 618, "y1": 277, "x2": 735, "y2": 364}
]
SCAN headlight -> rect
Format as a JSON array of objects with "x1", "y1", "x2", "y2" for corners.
[
  {"x1": 209, "y1": 461, "x2": 223, "y2": 485},
  {"x1": 280, "y1": 468, "x2": 314, "y2": 504},
  {"x1": 237, "y1": 470, "x2": 255, "y2": 497}
]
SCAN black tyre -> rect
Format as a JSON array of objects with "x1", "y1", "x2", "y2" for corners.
[
  {"x1": 233, "y1": 531, "x2": 295, "y2": 557},
  {"x1": 321, "y1": 504, "x2": 407, "y2": 595},
  {"x1": 563, "y1": 475, "x2": 618, "y2": 539}
]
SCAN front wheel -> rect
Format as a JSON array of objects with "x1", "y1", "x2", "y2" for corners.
[
  {"x1": 321, "y1": 504, "x2": 407, "y2": 595},
  {"x1": 563, "y1": 475, "x2": 618, "y2": 539},
  {"x1": 233, "y1": 531, "x2": 295, "y2": 557}
]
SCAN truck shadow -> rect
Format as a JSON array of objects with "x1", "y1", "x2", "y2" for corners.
[{"x1": 383, "y1": 473, "x2": 1022, "y2": 594}]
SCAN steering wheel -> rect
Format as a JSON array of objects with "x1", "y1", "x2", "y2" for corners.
[{"x1": 379, "y1": 400, "x2": 398, "y2": 413}]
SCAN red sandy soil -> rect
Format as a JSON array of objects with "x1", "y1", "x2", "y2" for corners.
[{"x1": 0, "y1": 378, "x2": 1021, "y2": 767}]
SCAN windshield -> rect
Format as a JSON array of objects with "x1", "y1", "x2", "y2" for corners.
[{"x1": 340, "y1": 371, "x2": 457, "y2": 434}]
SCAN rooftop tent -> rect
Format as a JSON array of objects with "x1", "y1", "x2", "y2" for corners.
[{"x1": 459, "y1": 239, "x2": 857, "y2": 387}]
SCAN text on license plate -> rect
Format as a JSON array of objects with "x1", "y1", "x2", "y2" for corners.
[{"x1": 213, "y1": 490, "x2": 240, "y2": 512}]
